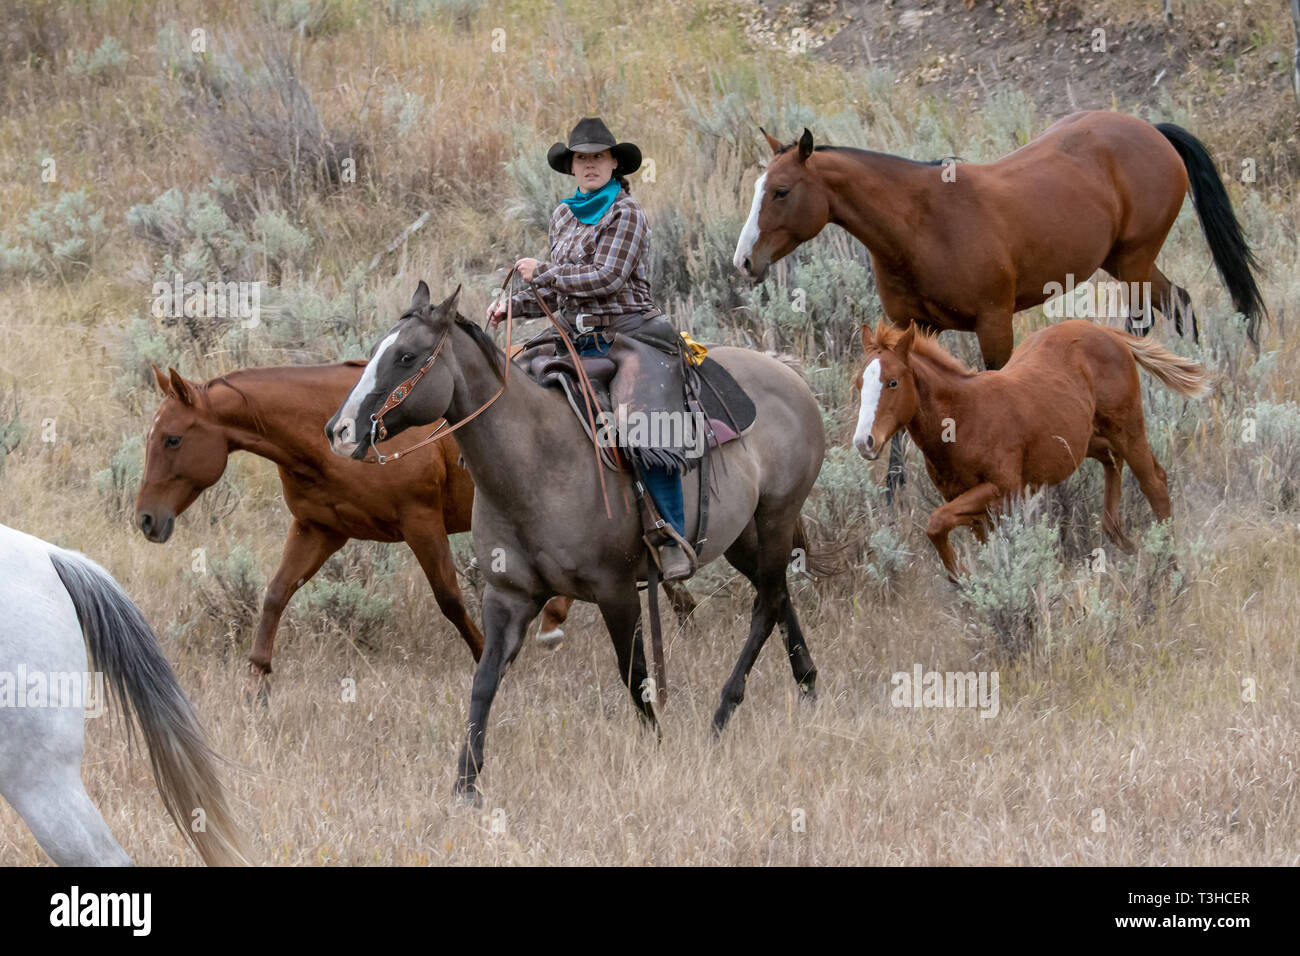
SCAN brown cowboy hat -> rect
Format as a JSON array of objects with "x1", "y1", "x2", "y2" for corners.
[{"x1": 547, "y1": 117, "x2": 642, "y2": 177}]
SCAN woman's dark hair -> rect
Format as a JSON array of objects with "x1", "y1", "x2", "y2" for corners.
[{"x1": 615, "y1": 174, "x2": 631, "y2": 194}]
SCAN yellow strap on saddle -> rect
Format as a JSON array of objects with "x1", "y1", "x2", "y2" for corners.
[{"x1": 679, "y1": 330, "x2": 708, "y2": 366}]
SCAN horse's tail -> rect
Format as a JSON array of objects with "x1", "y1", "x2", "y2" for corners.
[
  {"x1": 48, "y1": 550, "x2": 250, "y2": 866},
  {"x1": 1154, "y1": 122, "x2": 1267, "y2": 348},
  {"x1": 793, "y1": 515, "x2": 851, "y2": 578},
  {"x1": 1108, "y1": 327, "x2": 1212, "y2": 398}
]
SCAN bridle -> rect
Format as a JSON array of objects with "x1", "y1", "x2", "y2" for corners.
[
  {"x1": 360, "y1": 273, "x2": 516, "y2": 465},
  {"x1": 359, "y1": 267, "x2": 619, "y2": 521}
]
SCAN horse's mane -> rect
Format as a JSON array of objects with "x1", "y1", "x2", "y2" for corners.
[
  {"x1": 197, "y1": 374, "x2": 269, "y2": 432},
  {"x1": 875, "y1": 322, "x2": 977, "y2": 378},
  {"x1": 453, "y1": 313, "x2": 506, "y2": 383}
]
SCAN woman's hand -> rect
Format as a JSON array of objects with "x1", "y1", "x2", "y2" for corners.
[
  {"x1": 486, "y1": 297, "x2": 507, "y2": 329},
  {"x1": 514, "y1": 257, "x2": 540, "y2": 282}
]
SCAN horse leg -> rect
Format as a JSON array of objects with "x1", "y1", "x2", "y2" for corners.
[
  {"x1": 1149, "y1": 265, "x2": 1200, "y2": 342},
  {"x1": 712, "y1": 520, "x2": 802, "y2": 733},
  {"x1": 664, "y1": 580, "x2": 697, "y2": 629},
  {"x1": 536, "y1": 596, "x2": 573, "y2": 646},
  {"x1": 249, "y1": 519, "x2": 346, "y2": 700},
  {"x1": 722, "y1": 524, "x2": 817, "y2": 700},
  {"x1": 973, "y1": 310, "x2": 1014, "y2": 370},
  {"x1": 404, "y1": 515, "x2": 485, "y2": 661},
  {"x1": 453, "y1": 585, "x2": 542, "y2": 804},
  {"x1": 0, "y1": 724, "x2": 130, "y2": 865},
  {"x1": 1115, "y1": 431, "x2": 1172, "y2": 523},
  {"x1": 1093, "y1": 445, "x2": 1136, "y2": 553},
  {"x1": 925, "y1": 481, "x2": 1004, "y2": 581},
  {"x1": 885, "y1": 432, "x2": 907, "y2": 504},
  {"x1": 778, "y1": 592, "x2": 817, "y2": 700},
  {"x1": 1105, "y1": 250, "x2": 1170, "y2": 340},
  {"x1": 595, "y1": 590, "x2": 659, "y2": 731}
]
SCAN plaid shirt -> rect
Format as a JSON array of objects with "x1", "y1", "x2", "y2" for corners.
[{"x1": 508, "y1": 190, "x2": 660, "y2": 321}]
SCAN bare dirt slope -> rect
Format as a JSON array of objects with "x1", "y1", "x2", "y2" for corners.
[{"x1": 744, "y1": 0, "x2": 1299, "y2": 186}]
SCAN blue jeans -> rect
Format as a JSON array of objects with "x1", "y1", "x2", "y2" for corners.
[{"x1": 576, "y1": 335, "x2": 686, "y2": 537}]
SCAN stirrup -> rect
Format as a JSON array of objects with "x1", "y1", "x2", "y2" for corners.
[{"x1": 647, "y1": 525, "x2": 698, "y2": 581}]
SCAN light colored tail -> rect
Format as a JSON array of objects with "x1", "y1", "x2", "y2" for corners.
[
  {"x1": 49, "y1": 551, "x2": 250, "y2": 866},
  {"x1": 1108, "y1": 328, "x2": 1212, "y2": 397}
]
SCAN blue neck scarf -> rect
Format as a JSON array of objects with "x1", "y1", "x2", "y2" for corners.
[{"x1": 562, "y1": 177, "x2": 622, "y2": 224}]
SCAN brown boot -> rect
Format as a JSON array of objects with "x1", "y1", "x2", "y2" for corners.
[{"x1": 657, "y1": 539, "x2": 697, "y2": 582}]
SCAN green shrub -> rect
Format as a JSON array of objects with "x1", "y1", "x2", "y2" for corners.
[
  {"x1": 1242, "y1": 400, "x2": 1300, "y2": 512},
  {"x1": 959, "y1": 490, "x2": 1067, "y2": 656},
  {"x1": 125, "y1": 180, "x2": 310, "y2": 281},
  {"x1": 66, "y1": 35, "x2": 126, "y2": 82},
  {"x1": 0, "y1": 188, "x2": 107, "y2": 280},
  {"x1": 0, "y1": 383, "x2": 27, "y2": 473},
  {"x1": 92, "y1": 434, "x2": 144, "y2": 521},
  {"x1": 181, "y1": 544, "x2": 266, "y2": 656}
]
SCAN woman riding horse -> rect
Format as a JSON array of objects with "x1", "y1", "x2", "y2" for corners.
[{"x1": 487, "y1": 117, "x2": 696, "y2": 581}]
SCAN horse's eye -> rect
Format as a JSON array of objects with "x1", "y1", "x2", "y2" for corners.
[
  {"x1": 888, "y1": 380, "x2": 898, "y2": 389},
  {"x1": 399, "y1": 352, "x2": 416, "y2": 365},
  {"x1": 164, "y1": 435, "x2": 182, "y2": 449},
  {"x1": 773, "y1": 187, "x2": 790, "y2": 200}
]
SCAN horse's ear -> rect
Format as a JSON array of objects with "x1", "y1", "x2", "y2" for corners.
[
  {"x1": 797, "y1": 128, "x2": 814, "y2": 162},
  {"x1": 436, "y1": 283, "x2": 462, "y2": 316},
  {"x1": 860, "y1": 323, "x2": 875, "y2": 350},
  {"x1": 410, "y1": 280, "x2": 431, "y2": 314},
  {"x1": 895, "y1": 324, "x2": 916, "y2": 363},
  {"x1": 167, "y1": 367, "x2": 193, "y2": 405},
  {"x1": 152, "y1": 363, "x2": 172, "y2": 395},
  {"x1": 760, "y1": 126, "x2": 782, "y2": 154}
]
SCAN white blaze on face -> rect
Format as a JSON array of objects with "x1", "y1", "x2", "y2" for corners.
[
  {"x1": 732, "y1": 171, "x2": 768, "y2": 272},
  {"x1": 853, "y1": 358, "x2": 883, "y2": 457},
  {"x1": 333, "y1": 331, "x2": 397, "y2": 451}
]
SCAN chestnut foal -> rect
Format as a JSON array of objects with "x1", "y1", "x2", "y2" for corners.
[{"x1": 852, "y1": 320, "x2": 1210, "y2": 579}]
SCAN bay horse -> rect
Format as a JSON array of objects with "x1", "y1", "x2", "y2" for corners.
[
  {"x1": 735, "y1": 111, "x2": 1265, "y2": 366},
  {"x1": 326, "y1": 282, "x2": 827, "y2": 802},
  {"x1": 0, "y1": 522, "x2": 247, "y2": 865},
  {"x1": 851, "y1": 319, "x2": 1210, "y2": 580},
  {"x1": 136, "y1": 362, "x2": 579, "y2": 686}
]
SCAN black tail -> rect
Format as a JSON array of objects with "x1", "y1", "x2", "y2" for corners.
[
  {"x1": 1155, "y1": 122, "x2": 1267, "y2": 348},
  {"x1": 49, "y1": 550, "x2": 249, "y2": 866}
]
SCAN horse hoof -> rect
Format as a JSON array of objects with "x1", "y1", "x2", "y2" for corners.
[
  {"x1": 452, "y1": 781, "x2": 483, "y2": 809},
  {"x1": 799, "y1": 677, "x2": 818, "y2": 702},
  {"x1": 535, "y1": 627, "x2": 564, "y2": 650},
  {"x1": 244, "y1": 672, "x2": 271, "y2": 708}
]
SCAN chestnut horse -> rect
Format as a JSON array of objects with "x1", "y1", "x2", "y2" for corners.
[
  {"x1": 135, "y1": 362, "x2": 578, "y2": 685},
  {"x1": 735, "y1": 111, "x2": 1265, "y2": 366},
  {"x1": 851, "y1": 319, "x2": 1210, "y2": 579}
]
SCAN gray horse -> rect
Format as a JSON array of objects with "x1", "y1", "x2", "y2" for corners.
[{"x1": 327, "y1": 282, "x2": 826, "y2": 801}]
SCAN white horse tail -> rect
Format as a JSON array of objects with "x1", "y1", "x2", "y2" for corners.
[{"x1": 48, "y1": 551, "x2": 250, "y2": 866}]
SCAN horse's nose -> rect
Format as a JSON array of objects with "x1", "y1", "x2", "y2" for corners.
[
  {"x1": 854, "y1": 434, "x2": 877, "y2": 460},
  {"x1": 333, "y1": 418, "x2": 354, "y2": 445},
  {"x1": 139, "y1": 512, "x2": 153, "y2": 536},
  {"x1": 742, "y1": 256, "x2": 751, "y2": 274}
]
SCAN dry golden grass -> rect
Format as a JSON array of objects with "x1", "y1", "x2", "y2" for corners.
[{"x1": 0, "y1": 0, "x2": 1296, "y2": 865}]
